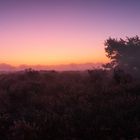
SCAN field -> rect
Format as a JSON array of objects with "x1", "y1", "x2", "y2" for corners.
[{"x1": 0, "y1": 69, "x2": 140, "y2": 140}]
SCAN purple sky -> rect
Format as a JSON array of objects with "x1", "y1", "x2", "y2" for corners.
[{"x1": 0, "y1": 0, "x2": 140, "y2": 66}]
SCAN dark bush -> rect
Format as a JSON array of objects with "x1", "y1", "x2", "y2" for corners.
[{"x1": 0, "y1": 69, "x2": 139, "y2": 139}]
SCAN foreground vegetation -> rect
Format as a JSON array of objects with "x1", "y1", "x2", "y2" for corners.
[{"x1": 0, "y1": 69, "x2": 140, "y2": 140}]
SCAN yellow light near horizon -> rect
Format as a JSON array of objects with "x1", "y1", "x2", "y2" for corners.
[{"x1": 0, "y1": 51, "x2": 108, "y2": 66}]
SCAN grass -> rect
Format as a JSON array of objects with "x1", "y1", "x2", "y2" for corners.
[{"x1": 0, "y1": 69, "x2": 139, "y2": 139}]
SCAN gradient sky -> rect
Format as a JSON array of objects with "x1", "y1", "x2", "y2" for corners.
[{"x1": 0, "y1": 0, "x2": 140, "y2": 66}]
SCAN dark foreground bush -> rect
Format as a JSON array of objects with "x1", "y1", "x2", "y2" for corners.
[{"x1": 0, "y1": 70, "x2": 140, "y2": 140}]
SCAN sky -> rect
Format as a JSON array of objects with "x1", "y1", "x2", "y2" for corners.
[{"x1": 0, "y1": 0, "x2": 140, "y2": 66}]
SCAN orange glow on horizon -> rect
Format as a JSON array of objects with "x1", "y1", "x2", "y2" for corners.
[{"x1": 0, "y1": 54, "x2": 108, "y2": 67}]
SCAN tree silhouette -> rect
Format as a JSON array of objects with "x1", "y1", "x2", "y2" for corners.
[{"x1": 104, "y1": 35, "x2": 140, "y2": 74}]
